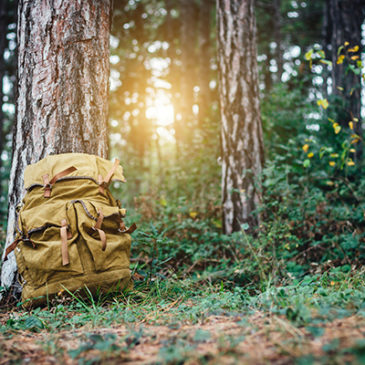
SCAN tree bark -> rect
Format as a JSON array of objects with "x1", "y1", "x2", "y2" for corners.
[
  {"x1": 273, "y1": 0, "x2": 283, "y2": 81},
  {"x1": 179, "y1": 0, "x2": 198, "y2": 146},
  {"x1": 0, "y1": 0, "x2": 10, "y2": 199},
  {"x1": 217, "y1": 0, "x2": 264, "y2": 234},
  {"x1": 326, "y1": 0, "x2": 364, "y2": 160},
  {"x1": 198, "y1": 0, "x2": 213, "y2": 129},
  {"x1": 1, "y1": 0, "x2": 111, "y2": 293}
]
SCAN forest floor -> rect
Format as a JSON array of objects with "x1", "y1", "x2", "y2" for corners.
[
  {"x1": 1, "y1": 310, "x2": 365, "y2": 364},
  {"x1": 1, "y1": 274, "x2": 365, "y2": 364}
]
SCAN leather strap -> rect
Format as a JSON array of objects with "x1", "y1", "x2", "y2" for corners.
[
  {"x1": 93, "y1": 209, "x2": 107, "y2": 251},
  {"x1": 60, "y1": 219, "x2": 70, "y2": 266},
  {"x1": 4, "y1": 237, "x2": 35, "y2": 261},
  {"x1": 98, "y1": 159, "x2": 119, "y2": 194},
  {"x1": 98, "y1": 174, "x2": 105, "y2": 194},
  {"x1": 96, "y1": 228, "x2": 107, "y2": 251},
  {"x1": 4, "y1": 238, "x2": 21, "y2": 261},
  {"x1": 104, "y1": 159, "x2": 119, "y2": 184},
  {"x1": 94, "y1": 209, "x2": 104, "y2": 230},
  {"x1": 119, "y1": 221, "x2": 137, "y2": 234},
  {"x1": 42, "y1": 166, "x2": 77, "y2": 198}
]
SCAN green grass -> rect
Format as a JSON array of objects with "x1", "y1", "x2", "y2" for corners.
[{"x1": 2, "y1": 269, "x2": 365, "y2": 334}]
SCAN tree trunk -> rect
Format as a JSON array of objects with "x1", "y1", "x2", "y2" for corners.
[
  {"x1": 273, "y1": 0, "x2": 283, "y2": 81},
  {"x1": 217, "y1": 0, "x2": 264, "y2": 234},
  {"x1": 1, "y1": 0, "x2": 111, "y2": 293},
  {"x1": 179, "y1": 0, "x2": 197, "y2": 146},
  {"x1": 198, "y1": 0, "x2": 213, "y2": 129},
  {"x1": 326, "y1": 0, "x2": 364, "y2": 160},
  {"x1": 0, "y1": 0, "x2": 9, "y2": 200}
]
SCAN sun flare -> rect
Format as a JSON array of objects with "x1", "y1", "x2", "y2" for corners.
[
  {"x1": 145, "y1": 93, "x2": 175, "y2": 127},
  {"x1": 145, "y1": 92, "x2": 175, "y2": 143}
]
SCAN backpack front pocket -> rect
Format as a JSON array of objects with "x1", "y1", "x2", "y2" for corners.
[
  {"x1": 72, "y1": 200, "x2": 131, "y2": 272},
  {"x1": 15, "y1": 204, "x2": 84, "y2": 288}
]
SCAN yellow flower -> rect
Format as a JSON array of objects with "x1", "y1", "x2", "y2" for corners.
[
  {"x1": 351, "y1": 134, "x2": 360, "y2": 144},
  {"x1": 347, "y1": 160, "x2": 355, "y2": 166},
  {"x1": 317, "y1": 99, "x2": 329, "y2": 109},
  {"x1": 330, "y1": 281, "x2": 335, "y2": 286},
  {"x1": 307, "y1": 152, "x2": 314, "y2": 158},
  {"x1": 337, "y1": 55, "x2": 345, "y2": 64},
  {"x1": 351, "y1": 55, "x2": 359, "y2": 60},
  {"x1": 349, "y1": 121, "x2": 354, "y2": 130},
  {"x1": 330, "y1": 153, "x2": 339, "y2": 158},
  {"x1": 353, "y1": 118, "x2": 359, "y2": 122},
  {"x1": 329, "y1": 161, "x2": 336, "y2": 167},
  {"x1": 333, "y1": 123, "x2": 341, "y2": 134},
  {"x1": 348, "y1": 45, "x2": 359, "y2": 53},
  {"x1": 302, "y1": 144, "x2": 309, "y2": 153},
  {"x1": 344, "y1": 41, "x2": 349, "y2": 46},
  {"x1": 349, "y1": 148, "x2": 356, "y2": 153},
  {"x1": 189, "y1": 211, "x2": 198, "y2": 219}
]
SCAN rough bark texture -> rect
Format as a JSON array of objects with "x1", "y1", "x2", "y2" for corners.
[
  {"x1": 324, "y1": 0, "x2": 364, "y2": 160},
  {"x1": 217, "y1": 0, "x2": 264, "y2": 234},
  {"x1": 1, "y1": 0, "x2": 111, "y2": 292}
]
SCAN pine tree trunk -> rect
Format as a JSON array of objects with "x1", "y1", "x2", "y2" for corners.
[
  {"x1": 217, "y1": 0, "x2": 264, "y2": 234},
  {"x1": 198, "y1": 0, "x2": 213, "y2": 129},
  {"x1": 326, "y1": 0, "x2": 364, "y2": 160},
  {"x1": 0, "y1": 0, "x2": 10, "y2": 199},
  {"x1": 179, "y1": 0, "x2": 197, "y2": 146},
  {"x1": 273, "y1": 0, "x2": 283, "y2": 81},
  {"x1": 1, "y1": 0, "x2": 111, "y2": 293}
]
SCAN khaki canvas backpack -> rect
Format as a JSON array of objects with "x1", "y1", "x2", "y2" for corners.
[{"x1": 4, "y1": 153, "x2": 136, "y2": 306}]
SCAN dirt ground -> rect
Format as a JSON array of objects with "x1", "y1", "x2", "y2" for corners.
[{"x1": 1, "y1": 312, "x2": 365, "y2": 364}]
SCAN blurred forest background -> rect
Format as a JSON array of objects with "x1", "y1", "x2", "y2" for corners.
[{"x1": 0, "y1": 0, "x2": 364, "y2": 286}]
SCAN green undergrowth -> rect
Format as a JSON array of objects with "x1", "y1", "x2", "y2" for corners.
[{"x1": 2, "y1": 270, "x2": 365, "y2": 334}]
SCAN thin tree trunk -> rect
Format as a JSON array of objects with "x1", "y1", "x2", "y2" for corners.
[
  {"x1": 264, "y1": 42, "x2": 272, "y2": 93},
  {"x1": 217, "y1": 0, "x2": 264, "y2": 234},
  {"x1": 198, "y1": 0, "x2": 213, "y2": 129},
  {"x1": 0, "y1": 0, "x2": 9, "y2": 199},
  {"x1": 1, "y1": 0, "x2": 111, "y2": 293},
  {"x1": 179, "y1": 0, "x2": 197, "y2": 146},
  {"x1": 273, "y1": 0, "x2": 283, "y2": 81},
  {"x1": 327, "y1": 0, "x2": 364, "y2": 160}
]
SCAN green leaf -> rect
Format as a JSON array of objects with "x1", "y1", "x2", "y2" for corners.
[
  {"x1": 303, "y1": 159, "x2": 311, "y2": 168},
  {"x1": 241, "y1": 223, "x2": 250, "y2": 231},
  {"x1": 24, "y1": 316, "x2": 44, "y2": 332},
  {"x1": 320, "y1": 59, "x2": 332, "y2": 67}
]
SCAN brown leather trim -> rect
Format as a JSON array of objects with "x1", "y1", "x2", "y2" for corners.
[
  {"x1": 94, "y1": 209, "x2": 104, "y2": 230},
  {"x1": 104, "y1": 159, "x2": 119, "y2": 184},
  {"x1": 4, "y1": 237, "x2": 35, "y2": 260},
  {"x1": 43, "y1": 166, "x2": 77, "y2": 198},
  {"x1": 98, "y1": 174, "x2": 105, "y2": 194},
  {"x1": 4, "y1": 238, "x2": 21, "y2": 261},
  {"x1": 98, "y1": 159, "x2": 119, "y2": 194},
  {"x1": 119, "y1": 221, "x2": 137, "y2": 234},
  {"x1": 93, "y1": 209, "x2": 106, "y2": 250},
  {"x1": 96, "y1": 228, "x2": 107, "y2": 251},
  {"x1": 42, "y1": 174, "x2": 51, "y2": 198},
  {"x1": 60, "y1": 219, "x2": 70, "y2": 266}
]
